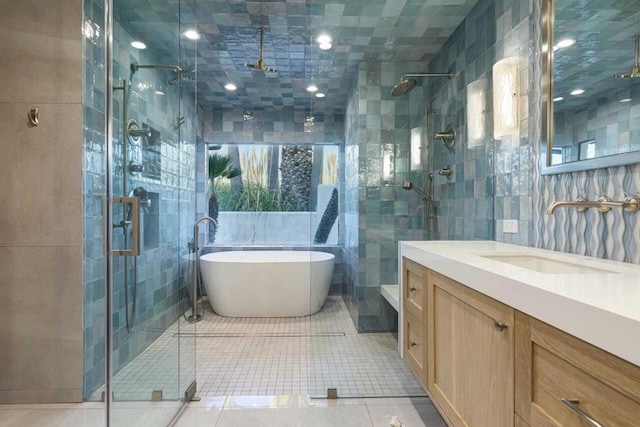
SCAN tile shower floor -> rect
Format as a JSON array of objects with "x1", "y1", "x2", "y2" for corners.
[{"x1": 100, "y1": 296, "x2": 426, "y2": 400}]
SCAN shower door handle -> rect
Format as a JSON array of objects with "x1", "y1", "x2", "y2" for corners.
[{"x1": 106, "y1": 196, "x2": 140, "y2": 256}]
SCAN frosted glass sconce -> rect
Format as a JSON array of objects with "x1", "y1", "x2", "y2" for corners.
[
  {"x1": 492, "y1": 57, "x2": 519, "y2": 139},
  {"x1": 410, "y1": 127, "x2": 423, "y2": 171},
  {"x1": 382, "y1": 144, "x2": 395, "y2": 184},
  {"x1": 466, "y1": 78, "x2": 486, "y2": 148}
]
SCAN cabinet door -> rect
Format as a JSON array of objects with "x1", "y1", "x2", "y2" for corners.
[
  {"x1": 404, "y1": 311, "x2": 427, "y2": 389},
  {"x1": 427, "y1": 271, "x2": 514, "y2": 427},
  {"x1": 403, "y1": 258, "x2": 427, "y2": 320}
]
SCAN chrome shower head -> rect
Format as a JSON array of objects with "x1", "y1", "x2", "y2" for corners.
[
  {"x1": 401, "y1": 181, "x2": 430, "y2": 201},
  {"x1": 391, "y1": 79, "x2": 417, "y2": 96},
  {"x1": 401, "y1": 181, "x2": 414, "y2": 190},
  {"x1": 245, "y1": 26, "x2": 277, "y2": 73},
  {"x1": 390, "y1": 72, "x2": 453, "y2": 97},
  {"x1": 168, "y1": 75, "x2": 195, "y2": 86},
  {"x1": 614, "y1": 35, "x2": 640, "y2": 79}
]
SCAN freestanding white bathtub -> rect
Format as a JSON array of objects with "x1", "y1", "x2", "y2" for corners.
[{"x1": 199, "y1": 251, "x2": 335, "y2": 317}]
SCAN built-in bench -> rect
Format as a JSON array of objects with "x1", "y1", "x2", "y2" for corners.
[{"x1": 381, "y1": 284, "x2": 399, "y2": 312}]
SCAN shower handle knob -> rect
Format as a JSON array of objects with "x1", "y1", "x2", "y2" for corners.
[
  {"x1": 435, "y1": 123, "x2": 456, "y2": 148},
  {"x1": 128, "y1": 161, "x2": 145, "y2": 174},
  {"x1": 129, "y1": 128, "x2": 151, "y2": 138}
]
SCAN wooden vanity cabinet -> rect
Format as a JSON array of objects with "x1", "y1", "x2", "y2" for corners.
[
  {"x1": 401, "y1": 262, "x2": 640, "y2": 426},
  {"x1": 402, "y1": 258, "x2": 428, "y2": 389},
  {"x1": 515, "y1": 312, "x2": 640, "y2": 427},
  {"x1": 426, "y1": 271, "x2": 514, "y2": 427}
]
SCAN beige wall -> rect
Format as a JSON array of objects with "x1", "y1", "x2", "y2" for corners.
[{"x1": 0, "y1": 0, "x2": 83, "y2": 403}]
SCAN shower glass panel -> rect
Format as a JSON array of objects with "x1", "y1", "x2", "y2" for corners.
[{"x1": 103, "y1": 0, "x2": 197, "y2": 423}]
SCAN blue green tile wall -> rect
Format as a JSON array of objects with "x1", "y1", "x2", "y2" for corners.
[
  {"x1": 82, "y1": 0, "x2": 198, "y2": 398},
  {"x1": 343, "y1": 61, "x2": 430, "y2": 332}
]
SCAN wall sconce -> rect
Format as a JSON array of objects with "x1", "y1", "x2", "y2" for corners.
[
  {"x1": 410, "y1": 127, "x2": 423, "y2": 171},
  {"x1": 382, "y1": 143, "x2": 395, "y2": 184},
  {"x1": 466, "y1": 78, "x2": 486, "y2": 148},
  {"x1": 492, "y1": 57, "x2": 519, "y2": 140}
]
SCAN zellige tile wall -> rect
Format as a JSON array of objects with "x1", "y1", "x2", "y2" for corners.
[{"x1": 82, "y1": 0, "x2": 198, "y2": 399}]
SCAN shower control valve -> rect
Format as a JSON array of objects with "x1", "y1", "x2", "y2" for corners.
[
  {"x1": 128, "y1": 161, "x2": 145, "y2": 175},
  {"x1": 435, "y1": 123, "x2": 456, "y2": 148}
]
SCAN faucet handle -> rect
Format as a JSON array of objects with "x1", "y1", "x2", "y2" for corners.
[{"x1": 574, "y1": 197, "x2": 588, "y2": 212}]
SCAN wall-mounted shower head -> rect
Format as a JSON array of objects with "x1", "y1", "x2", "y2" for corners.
[
  {"x1": 169, "y1": 73, "x2": 196, "y2": 86},
  {"x1": 392, "y1": 79, "x2": 418, "y2": 96},
  {"x1": 401, "y1": 181, "x2": 430, "y2": 201},
  {"x1": 614, "y1": 35, "x2": 640, "y2": 79},
  {"x1": 391, "y1": 72, "x2": 453, "y2": 96}
]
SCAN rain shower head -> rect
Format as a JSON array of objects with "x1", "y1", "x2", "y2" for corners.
[
  {"x1": 391, "y1": 72, "x2": 453, "y2": 96},
  {"x1": 391, "y1": 79, "x2": 418, "y2": 96},
  {"x1": 244, "y1": 26, "x2": 277, "y2": 73},
  {"x1": 168, "y1": 74, "x2": 196, "y2": 86},
  {"x1": 614, "y1": 35, "x2": 640, "y2": 79}
]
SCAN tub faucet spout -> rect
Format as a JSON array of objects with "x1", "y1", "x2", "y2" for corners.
[{"x1": 193, "y1": 216, "x2": 218, "y2": 252}]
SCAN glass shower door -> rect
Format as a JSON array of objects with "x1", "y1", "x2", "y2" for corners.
[{"x1": 104, "y1": 0, "x2": 197, "y2": 424}]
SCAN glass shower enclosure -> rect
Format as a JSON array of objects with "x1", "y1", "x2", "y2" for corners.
[{"x1": 84, "y1": 0, "x2": 198, "y2": 424}]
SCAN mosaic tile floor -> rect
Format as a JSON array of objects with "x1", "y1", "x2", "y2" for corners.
[
  {"x1": 99, "y1": 296, "x2": 426, "y2": 400},
  {"x1": 0, "y1": 396, "x2": 447, "y2": 427}
]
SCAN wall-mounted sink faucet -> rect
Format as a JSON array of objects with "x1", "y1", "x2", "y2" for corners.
[{"x1": 546, "y1": 195, "x2": 640, "y2": 215}]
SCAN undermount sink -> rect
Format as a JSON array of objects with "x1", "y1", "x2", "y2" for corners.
[{"x1": 479, "y1": 254, "x2": 620, "y2": 274}]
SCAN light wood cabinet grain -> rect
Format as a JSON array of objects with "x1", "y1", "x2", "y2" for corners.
[
  {"x1": 426, "y1": 271, "x2": 514, "y2": 427},
  {"x1": 404, "y1": 311, "x2": 427, "y2": 387},
  {"x1": 515, "y1": 313, "x2": 640, "y2": 426},
  {"x1": 403, "y1": 258, "x2": 427, "y2": 320},
  {"x1": 402, "y1": 257, "x2": 428, "y2": 389}
]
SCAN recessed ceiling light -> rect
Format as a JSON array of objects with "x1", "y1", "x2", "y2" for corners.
[
  {"x1": 316, "y1": 34, "x2": 332, "y2": 45},
  {"x1": 224, "y1": 83, "x2": 237, "y2": 91},
  {"x1": 553, "y1": 96, "x2": 564, "y2": 102},
  {"x1": 620, "y1": 98, "x2": 632, "y2": 103},
  {"x1": 183, "y1": 29, "x2": 201, "y2": 40},
  {"x1": 319, "y1": 42, "x2": 333, "y2": 50},
  {"x1": 131, "y1": 41, "x2": 146, "y2": 50},
  {"x1": 556, "y1": 38, "x2": 576, "y2": 49},
  {"x1": 570, "y1": 89, "x2": 585, "y2": 96},
  {"x1": 306, "y1": 84, "x2": 318, "y2": 92},
  {"x1": 315, "y1": 92, "x2": 325, "y2": 98}
]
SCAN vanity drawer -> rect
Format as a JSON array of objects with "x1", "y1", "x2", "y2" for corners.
[
  {"x1": 531, "y1": 346, "x2": 640, "y2": 426},
  {"x1": 404, "y1": 310, "x2": 427, "y2": 389},
  {"x1": 516, "y1": 315, "x2": 640, "y2": 426},
  {"x1": 403, "y1": 258, "x2": 427, "y2": 320}
]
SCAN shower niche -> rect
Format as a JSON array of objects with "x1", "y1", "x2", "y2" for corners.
[{"x1": 141, "y1": 191, "x2": 160, "y2": 251}]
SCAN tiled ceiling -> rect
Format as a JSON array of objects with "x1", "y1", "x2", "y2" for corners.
[
  {"x1": 553, "y1": 0, "x2": 640, "y2": 113},
  {"x1": 116, "y1": 0, "x2": 481, "y2": 112}
]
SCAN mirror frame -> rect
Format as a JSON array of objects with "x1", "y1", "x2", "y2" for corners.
[{"x1": 541, "y1": 0, "x2": 640, "y2": 175}]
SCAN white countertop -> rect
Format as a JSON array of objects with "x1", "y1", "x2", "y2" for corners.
[{"x1": 399, "y1": 240, "x2": 640, "y2": 366}]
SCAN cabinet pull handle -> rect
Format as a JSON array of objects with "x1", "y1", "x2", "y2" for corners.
[
  {"x1": 494, "y1": 320, "x2": 508, "y2": 331},
  {"x1": 409, "y1": 286, "x2": 418, "y2": 292},
  {"x1": 409, "y1": 341, "x2": 418, "y2": 348},
  {"x1": 561, "y1": 399, "x2": 603, "y2": 427}
]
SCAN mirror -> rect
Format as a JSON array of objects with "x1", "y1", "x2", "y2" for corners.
[{"x1": 542, "y1": 0, "x2": 640, "y2": 175}]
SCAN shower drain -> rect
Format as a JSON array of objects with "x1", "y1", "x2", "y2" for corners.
[{"x1": 173, "y1": 332, "x2": 346, "y2": 338}]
